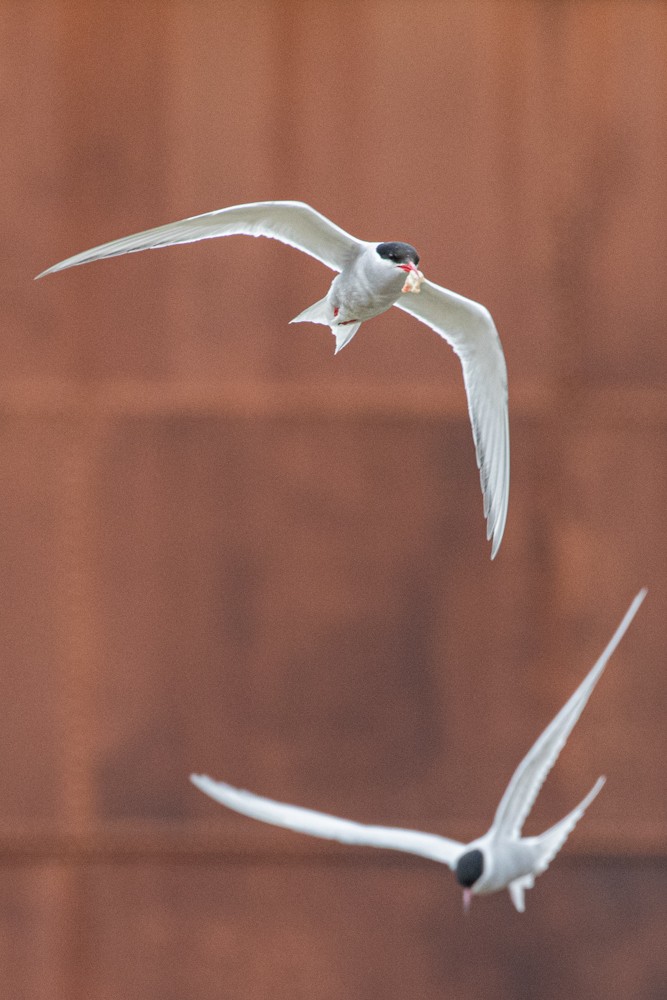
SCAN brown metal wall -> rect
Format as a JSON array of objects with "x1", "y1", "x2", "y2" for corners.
[{"x1": 2, "y1": 1, "x2": 666, "y2": 997}]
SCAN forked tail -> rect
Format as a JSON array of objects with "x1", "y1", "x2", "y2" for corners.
[
  {"x1": 290, "y1": 296, "x2": 331, "y2": 326},
  {"x1": 290, "y1": 298, "x2": 361, "y2": 354}
]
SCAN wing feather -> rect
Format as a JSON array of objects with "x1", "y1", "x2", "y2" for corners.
[
  {"x1": 36, "y1": 201, "x2": 363, "y2": 278},
  {"x1": 190, "y1": 775, "x2": 463, "y2": 869},
  {"x1": 395, "y1": 280, "x2": 509, "y2": 558},
  {"x1": 490, "y1": 590, "x2": 646, "y2": 840}
]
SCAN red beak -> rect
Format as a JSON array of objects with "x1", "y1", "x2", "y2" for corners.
[
  {"x1": 462, "y1": 889, "x2": 473, "y2": 914},
  {"x1": 397, "y1": 262, "x2": 418, "y2": 274}
]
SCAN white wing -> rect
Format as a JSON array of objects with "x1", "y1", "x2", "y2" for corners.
[
  {"x1": 530, "y1": 776, "x2": 606, "y2": 878},
  {"x1": 36, "y1": 201, "x2": 364, "y2": 279},
  {"x1": 490, "y1": 590, "x2": 646, "y2": 840},
  {"x1": 395, "y1": 281, "x2": 509, "y2": 558},
  {"x1": 190, "y1": 775, "x2": 463, "y2": 868}
]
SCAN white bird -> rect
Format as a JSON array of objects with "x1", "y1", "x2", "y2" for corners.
[
  {"x1": 191, "y1": 589, "x2": 646, "y2": 913},
  {"x1": 36, "y1": 201, "x2": 510, "y2": 557}
]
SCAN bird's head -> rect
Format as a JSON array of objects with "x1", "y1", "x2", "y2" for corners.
[
  {"x1": 376, "y1": 241, "x2": 420, "y2": 272},
  {"x1": 455, "y1": 848, "x2": 484, "y2": 914},
  {"x1": 375, "y1": 242, "x2": 423, "y2": 293}
]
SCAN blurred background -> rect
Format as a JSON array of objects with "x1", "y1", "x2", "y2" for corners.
[{"x1": 2, "y1": 1, "x2": 666, "y2": 997}]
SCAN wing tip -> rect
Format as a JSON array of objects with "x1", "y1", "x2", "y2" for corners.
[
  {"x1": 591, "y1": 775, "x2": 606, "y2": 797},
  {"x1": 479, "y1": 439, "x2": 509, "y2": 560},
  {"x1": 34, "y1": 266, "x2": 55, "y2": 281},
  {"x1": 190, "y1": 772, "x2": 210, "y2": 790},
  {"x1": 35, "y1": 258, "x2": 81, "y2": 280},
  {"x1": 488, "y1": 504, "x2": 508, "y2": 559}
]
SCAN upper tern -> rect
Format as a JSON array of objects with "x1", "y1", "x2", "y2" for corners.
[
  {"x1": 36, "y1": 201, "x2": 510, "y2": 557},
  {"x1": 191, "y1": 590, "x2": 646, "y2": 913}
]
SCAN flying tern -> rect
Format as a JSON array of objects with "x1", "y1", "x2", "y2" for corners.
[
  {"x1": 37, "y1": 201, "x2": 510, "y2": 557},
  {"x1": 191, "y1": 589, "x2": 646, "y2": 912}
]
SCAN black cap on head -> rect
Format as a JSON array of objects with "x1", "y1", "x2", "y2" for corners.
[
  {"x1": 455, "y1": 849, "x2": 484, "y2": 888},
  {"x1": 376, "y1": 241, "x2": 420, "y2": 266}
]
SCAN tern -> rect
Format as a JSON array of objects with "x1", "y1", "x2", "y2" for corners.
[
  {"x1": 37, "y1": 201, "x2": 510, "y2": 557},
  {"x1": 191, "y1": 589, "x2": 646, "y2": 912}
]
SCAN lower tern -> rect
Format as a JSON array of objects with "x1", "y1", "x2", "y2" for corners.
[
  {"x1": 191, "y1": 590, "x2": 646, "y2": 912},
  {"x1": 37, "y1": 201, "x2": 510, "y2": 557}
]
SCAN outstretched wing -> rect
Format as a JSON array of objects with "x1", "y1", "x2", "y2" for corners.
[
  {"x1": 36, "y1": 201, "x2": 364, "y2": 279},
  {"x1": 490, "y1": 589, "x2": 646, "y2": 840},
  {"x1": 395, "y1": 281, "x2": 509, "y2": 558},
  {"x1": 191, "y1": 775, "x2": 463, "y2": 868}
]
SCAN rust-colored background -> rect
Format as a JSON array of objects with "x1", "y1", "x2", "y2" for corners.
[{"x1": 2, "y1": 2, "x2": 666, "y2": 998}]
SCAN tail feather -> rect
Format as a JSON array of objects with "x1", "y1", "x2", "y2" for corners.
[
  {"x1": 332, "y1": 322, "x2": 361, "y2": 354},
  {"x1": 290, "y1": 296, "x2": 361, "y2": 354},
  {"x1": 508, "y1": 875, "x2": 534, "y2": 913},
  {"x1": 290, "y1": 296, "x2": 331, "y2": 326}
]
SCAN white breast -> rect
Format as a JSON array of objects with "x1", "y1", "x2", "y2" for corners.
[{"x1": 329, "y1": 247, "x2": 405, "y2": 323}]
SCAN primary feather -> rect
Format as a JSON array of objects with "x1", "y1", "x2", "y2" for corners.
[{"x1": 396, "y1": 281, "x2": 509, "y2": 557}]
